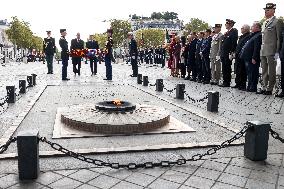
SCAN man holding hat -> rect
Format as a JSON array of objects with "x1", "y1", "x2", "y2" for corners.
[
  {"x1": 219, "y1": 19, "x2": 238, "y2": 87},
  {"x1": 59, "y1": 29, "x2": 70, "y2": 81},
  {"x1": 43, "y1": 31, "x2": 56, "y2": 74},
  {"x1": 210, "y1": 24, "x2": 223, "y2": 85},
  {"x1": 128, "y1": 32, "x2": 138, "y2": 77},
  {"x1": 104, "y1": 29, "x2": 114, "y2": 80},
  {"x1": 258, "y1": 3, "x2": 283, "y2": 95}
]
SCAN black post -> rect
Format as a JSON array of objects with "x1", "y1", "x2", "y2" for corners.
[
  {"x1": 176, "y1": 84, "x2": 185, "y2": 99},
  {"x1": 207, "y1": 91, "x2": 219, "y2": 112},
  {"x1": 17, "y1": 130, "x2": 40, "y2": 180},
  {"x1": 244, "y1": 121, "x2": 271, "y2": 161},
  {"x1": 143, "y1": 76, "x2": 148, "y2": 86},
  {"x1": 19, "y1": 80, "x2": 26, "y2": 94},
  {"x1": 31, "y1": 74, "x2": 37, "y2": 85},
  {"x1": 27, "y1": 76, "x2": 33, "y2": 87},
  {"x1": 6, "y1": 86, "x2": 16, "y2": 103},
  {"x1": 137, "y1": 74, "x2": 142, "y2": 84},
  {"x1": 156, "y1": 79, "x2": 163, "y2": 92}
]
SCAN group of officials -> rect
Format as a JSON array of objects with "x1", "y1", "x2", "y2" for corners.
[
  {"x1": 42, "y1": 2, "x2": 284, "y2": 97},
  {"x1": 167, "y1": 3, "x2": 284, "y2": 97}
]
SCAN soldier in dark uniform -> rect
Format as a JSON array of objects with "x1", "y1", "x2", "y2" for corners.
[
  {"x1": 59, "y1": 29, "x2": 70, "y2": 81},
  {"x1": 161, "y1": 46, "x2": 166, "y2": 68},
  {"x1": 43, "y1": 31, "x2": 56, "y2": 74},
  {"x1": 86, "y1": 35, "x2": 100, "y2": 75},
  {"x1": 276, "y1": 27, "x2": 284, "y2": 97},
  {"x1": 139, "y1": 49, "x2": 144, "y2": 64},
  {"x1": 180, "y1": 36, "x2": 188, "y2": 78},
  {"x1": 104, "y1": 29, "x2": 114, "y2": 80},
  {"x1": 70, "y1": 33, "x2": 84, "y2": 76},
  {"x1": 219, "y1": 19, "x2": 238, "y2": 87},
  {"x1": 200, "y1": 29, "x2": 212, "y2": 84},
  {"x1": 149, "y1": 48, "x2": 153, "y2": 64},
  {"x1": 128, "y1": 32, "x2": 138, "y2": 77},
  {"x1": 145, "y1": 48, "x2": 149, "y2": 64},
  {"x1": 187, "y1": 32, "x2": 198, "y2": 81}
]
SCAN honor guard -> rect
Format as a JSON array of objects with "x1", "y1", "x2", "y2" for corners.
[
  {"x1": 104, "y1": 29, "x2": 114, "y2": 80},
  {"x1": 43, "y1": 31, "x2": 56, "y2": 74},
  {"x1": 128, "y1": 32, "x2": 138, "y2": 77},
  {"x1": 59, "y1": 29, "x2": 70, "y2": 80}
]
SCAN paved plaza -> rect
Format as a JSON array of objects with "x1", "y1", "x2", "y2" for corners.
[{"x1": 0, "y1": 61, "x2": 284, "y2": 189}]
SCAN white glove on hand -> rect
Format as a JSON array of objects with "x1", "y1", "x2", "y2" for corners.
[
  {"x1": 229, "y1": 54, "x2": 234, "y2": 61},
  {"x1": 274, "y1": 53, "x2": 279, "y2": 60},
  {"x1": 216, "y1": 56, "x2": 220, "y2": 61},
  {"x1": 132, "y1": 56, "x2": 136, "y2": 59}
]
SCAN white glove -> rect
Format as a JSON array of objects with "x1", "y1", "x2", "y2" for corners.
[
  {"x1": 229, "y1": 54, "x2": 234, "y2": 61},
  {"x1": 274, "y1": 53, "x2": 279, "y2": 60},
  {"x1": 131, "y1": 56, "x2": 136, "y2": 59},
  {"x1": 216, "y1": 56, "x2": 220, "y2": 61}
]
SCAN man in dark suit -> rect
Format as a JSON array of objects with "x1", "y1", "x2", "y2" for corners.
[
  {"x1": 104, "y1": 29, "x2": 114, "y2": 80},
  {"x1": 161, "y1": 46, "x2": 166, "y2": 68},
  {"x1": 59, "y1": 29, "x2": 70, "y2": 81},
  {"x1": 196, "y1": 32, "x2": 205, "y2": 82},
  {"x1": 200, "y1": 29, "x2": 212, "y2": 84},
  {"x1": 240, "y1": 22, "x2": 262, "y2": 92},
  {"x1": 70, "y1": 33, "x2": 84, "y2": 76},
  {"x1": 276, "y1": 26, "x2": 284, "y2": 97},
  {"x1": 86, "y1": 35, "x2": 100, "y2": 75},
  {"x1": 220, "y1": 19, "x2": 239, "y2": 87},
  {"x1": 128, "y1": 32, "x2": 138, "y2": 77},
  {"x1": 233, "y1": 24, "x2": 251, "y2": 90},
  {"x1": 185, "y1": 33, "x2": 198, "y2": 81},
  {"x1": 43, "y1": 31, "x2": 56, "y2": 74}
]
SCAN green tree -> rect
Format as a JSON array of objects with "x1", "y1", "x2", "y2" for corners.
[
  {"x1": 184, "y1": 18, "x2": 210, "y2": 33},
  {"x1": 163, "y1": 11, "x2": 178, "y2": 20},
  {"x1": 93, "y1": 33, "x2": 107, "y2": 49},
  {"x1": 135, "y1": 29, "x2": 165, "y2": 48},
  {"x1": 110, "y1": 19, "x2": 131, "y2": 48},
  {"x1": 151, "y1": 12, "x2": 163, "y2": 20}
]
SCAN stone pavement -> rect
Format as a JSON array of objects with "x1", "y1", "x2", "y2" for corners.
[{"x1": 0, "y1": 61, "x2": 284, "y2": 189}]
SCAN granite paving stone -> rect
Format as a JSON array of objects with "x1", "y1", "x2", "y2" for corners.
[
  {"x1": 183, "y1": 175, "x2": 215, "y2": 189},
  {"x1": 76, "y1": 184, "x2": 100, "y2": 189},
  {"x1": 217, "y1": 172, "x2": 248, "y2": 187},
  {"x1": 35, "y1": 172, "x2": 64, "y2": 186},
  {"x1": 67, "y1": 169, "x2": 100, "y2": 183},
  {"x1": 110, "y1": 181, "x2": 143, "y2": 189},
  {"x1": 49, "y1": 177, "x2": 82, "y2": 189},
  {"x1": 211, "y1": 182, "x2": 243, "y2": 189},
  {"x1": 125, "y1": 172, "x2": 156, "y2": 187},
  {"x1": 278, "y1": 175, "x2": 284, "y2": 186},
  {"x1": 88, "y1": 175, "x2": 121, "y2": 189},
  {"x1": 160, "y1": 170, "x2": 189, "y2": 184},
  {"x1": 147, "y1": 178, "x2": 180, "y2": 189},
  {"x1": 224, "y1": 165, "x2": 251, "y2": 177},
  {"x1": 0, "y1": 174, "x2": 19, "y2": 188},
  {"x1": 201, "y1": 160, "x2": 228, "y2": 172},
  {"x1": 7, "y1": 182, "x2": 44, "y2": 189},
  {"x1": 249, "y1": 170, "x2": 278, "y2": 184},
  {"x1": 193, "y1": 167, "x2": 222, "y2": 181},
  {"x1": 245, "y1": 178, "x2": 275, "y2": 189}
]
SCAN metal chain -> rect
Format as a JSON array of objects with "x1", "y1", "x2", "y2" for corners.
[
  {"x1": 270, "y1": 129, "x2": 284, "y2": 143},
  {"x1": 162, "y1": 85, "x2": 176, "y2": 93},
  {"x1": 184, "y1": 91, "x2": 208, "y2": 103},
  {"x1": 0, "y1": 96, "x2": 8, "y2": 107},
  {"x1": 38, "y1": 124, "x2": 249, "y2": 170},
  {"x1": 149, "y1": 83, "x2": 156, "y2": 87},
  {"x1": 0, "y1": 137, "x2": 17, "y2": 154}
]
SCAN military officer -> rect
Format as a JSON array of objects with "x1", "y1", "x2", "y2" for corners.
[
  {"x1": 200, "y1": 29, "x2": 212, "y2": 84},
  {"x1": 128, "y1": 32, "x2": 138, "y2": 77},
  {"x1": 258, "y1": 3, "x2": 283, "y2": 95},
  {"x1": 59, "y1": 29, "x2": 70, "y2": 81},
  {"x1": 70, "y1": 33, "x2": 84, "y2": 76},
  {"x1": 104, "y1": 29, "x2": 114, "y2": 80},
  {"x1": 86, "y1": 35, "x2": 100, "y2": 75},
  {"x1": 43, "y1": 31, "x2": 56, "y2": 74},
  {"x1": 210, "y1": 24, "x2": 223, "y2": 85},
  {"x1": 219, "y1": 19, "x2": 238, "y2": 87}
]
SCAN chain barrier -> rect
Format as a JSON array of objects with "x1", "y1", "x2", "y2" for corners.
[
  {"x1": 149, "y1": 83, "x2": 156, "y2": 87},
  {"x1": 0, "y1": 96, "x2": 8, "y2": 107},
  {"x1": 0, "y1": 137, "x2": 17, "y2": 154},
  {"x1": 162, "y1": 85, "x2": 176, "y2": 94},
  {"x1": 38, "y1": 124, "x2": 250, "y2": 170},
  {"x1": 184, "y1": 91, "x2": 208, "y2": 103},
  {"x1": 270, "y1": 129, "x2": 284, "y2": 143}
]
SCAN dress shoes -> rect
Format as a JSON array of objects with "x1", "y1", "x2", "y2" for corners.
[
  {"x1": 103, "y1": 78, "x2": 112, "y2": 80},
  {"x1": 256, "y1": 89, "x2": 266, "y2": 94},
  {"x1": 264, "y1": 91, "x2": 272, "y2": 95},
  {"x1": 219, "y1": 83, "x2": 230, "y2": 87},
  {"x1": 275, "y1": 92, "x2": 284, "y2": 98},
  {"x1": 130, "y1": 75, "x2": 137, "y2": 77},
  {"x1": 203, "y1": 81, "x2": 210, "y2": 84},
  {"x1": 184, "y1": 76, "x2": 190, "y2": 80},
  {"x1": 247, "y1": 89, "x2": 257, "y2": 92},
  {"x1": 231, "y1": 85, "x2": 239, "y2": 88},
  {"x1": 62, "y1": 78, "x2": 70, "y2": 81}
]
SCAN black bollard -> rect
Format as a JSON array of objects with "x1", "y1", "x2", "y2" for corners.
[
  {"x1": 19, "y1": 80, "x2": 26, "y2": 94},
  {"x1": 137, "y1": 74, "x2": 142, "y2": 84},
  {"x1": 17, "y1": 130, "x2": 40, "y2": 180},
  {"x1": 31, "y1": 74, "x2": 37, "y2": 85},
  {"x1": 156, "y1": 79, "x2": 163, "y2": 92},
  {"x1": 207, "y1": 91, "x2": 219, "y2": 112},
  {"x1": 6, "y1": 86, "x2": 16, "y2": 103},
  {"x1": 143, "y1": 76, "x2": 149, "y2": 86},
  {"x1": 27, "y1": 76, "x2": 33, "y2": 87},
  {"x1": 244, "y1": 121, "x2": 271, "y2": 161},
  {"x1": 176, "y1": 84, "x2": 185, "y2": 99}
]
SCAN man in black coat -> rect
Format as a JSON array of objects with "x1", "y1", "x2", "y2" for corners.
[
  {"x1": 196, "y1": 32, "x2": 205, "y2": 82},
  {"x1": 70, "y1": 33, "x2": 84, "y2": 76},
  {"x1": 59, "y1": 29, "x2": 70, "y2": 81},
  {"x1": 200, "y1": 29, "x2": 212, "y2": 84},
  {"x1": 219, "y1": 19, "x2": 239, "y2": 87},
  {"x1": 233, "y1": 24, "x2": 251, "y2": 90},
  {"x1": 240, "y1": 22, "x2": 262, "y2": 92},
  {"x1": 276, "y1": 26, "x2": 284, "y2": 97},
  {"x1": 86, "y1": 35, "x2": 99, "y2": 75},
  {"x1": 43, "y1": 31, "x2": 56, "y2": 74},
  {"x1": 185, "y1": 33, "x2": 198, "y2": 81},
  {"x1": 128, "y1": 32, "x2": 138, "y2": 77}
]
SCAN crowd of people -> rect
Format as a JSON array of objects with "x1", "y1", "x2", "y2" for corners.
[{"x1": 164, "y1": 3, "x2": 284, "y2": 97}]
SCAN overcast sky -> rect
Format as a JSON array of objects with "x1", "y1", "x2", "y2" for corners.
[{"x1": 0, "y1": 0, "x2": 283, "y2": 42}]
